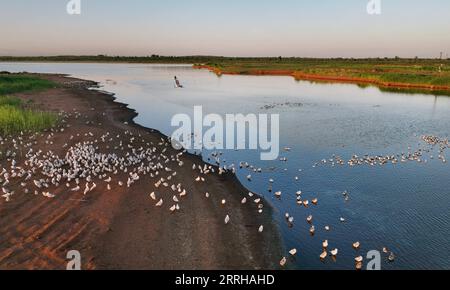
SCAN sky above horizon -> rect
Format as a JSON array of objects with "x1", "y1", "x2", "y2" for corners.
[{"x1": 0, "y1": 0, "x2": 449, "y2": 58}]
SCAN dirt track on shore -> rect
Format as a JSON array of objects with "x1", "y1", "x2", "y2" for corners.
[{"x1": 0, "y1": 74, "x2": 282, "y2": 270}]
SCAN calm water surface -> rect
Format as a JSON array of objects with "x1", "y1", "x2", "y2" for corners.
[{"x1": 1, "y1": 63, "x2": 449, "y2": 270}]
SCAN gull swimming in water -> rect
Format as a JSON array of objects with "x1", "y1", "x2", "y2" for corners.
[
  {"x1": 320, "y1": 251, "x2": 327, "y2": 260},
  {"x1": 330, "y1": 248, "x2": 338, "y2": 257},
  {"x1": 309, "y1": 225, "x2": 315, "y2": 235},
  {"x1": 388, "y1": 252, "x2": 395, "y2": 262}
]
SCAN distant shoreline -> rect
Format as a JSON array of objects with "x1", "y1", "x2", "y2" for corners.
[
  {"x1": 2, "y1": 56, "x2": 449, "y2": 96},
  {"x1": 194, "y1": 65, "x2": 450, "y2": 95}
]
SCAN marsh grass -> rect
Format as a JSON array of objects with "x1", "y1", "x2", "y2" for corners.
[
  {"x1": 0, "y1": 75, "x2": 58, "y2": 135},
  {"x1": 199, "y1": 58, "x2": 450, "y2": 89},
  {"x1": 0, "y1": 104, "x2": 57, "y2": 135},
  {"x1": 0, "y1": 74, "x2": 55, "y2": 95}
]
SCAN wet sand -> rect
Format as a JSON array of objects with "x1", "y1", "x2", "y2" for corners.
[{"x1": 0, "y1": 73, "x2": 282, "y2": 270}]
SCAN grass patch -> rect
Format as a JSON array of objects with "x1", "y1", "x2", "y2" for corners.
[
  {"x1": 0, "y1": 75, "x2": 58, "y2": 135},
  {"x1": 196, "y1": 58, "x2": 450, "y2": 90},
  {"x1": 0, "y1": 104, "x2": 57, "y2": 135},
  {"x1": 0, "y1": 74, "x2": 55, "y2": 95}
]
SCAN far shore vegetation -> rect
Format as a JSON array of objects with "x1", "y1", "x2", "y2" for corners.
[
  {"x1": 0, "y1": 74, "x2": 57, "y2": 135},
  {"x1": 1, "y1": 55, "x2": 449, "y2": 94}
]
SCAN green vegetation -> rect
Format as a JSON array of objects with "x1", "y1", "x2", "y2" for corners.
[
  {"x1": 1, "y1": 55, "x2": 450, "y2": 93},
  {"x1": 0, "y1": 74, "x2": 55, "y2": 95},
  {"x1": 0, "y1": 75, "x2": 57, "y2": 135},
  {"x1": 199, "y1": 58, "x2": 450, "y2": 88},
  {"x1": 2, "y1": 55, "x2": 448, "y2": 91}
]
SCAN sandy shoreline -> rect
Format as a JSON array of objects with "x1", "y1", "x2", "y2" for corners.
[{"x1": 0, "y1": 73, "x2": 282, "y2": 270}]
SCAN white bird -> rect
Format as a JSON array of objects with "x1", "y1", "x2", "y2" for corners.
[
  {"x1": 224, "y1": 215, "x2": 230, "y2": 224},
  {"x1": 42, "y1": 192, "x2": 55, "y2": 198},
  {"x1": 33, "y1": 180, "x2": 42, "y2": 188},
  {"x1": 83, "y1": 183, "x2": 90, "y2": 195},
  {"x1": 150, "y1": 192, "x2": 156, "y2": 200},
  {"x1": 320, "y1": 251, "x2": 327, "y2": 260},
  {"x1": 155, "y1": 199, "x2": 163, "y2": 207},
  {"x1": 289, "y1": 248, "x2": 297, "y2": 256},
  {"x1": 330, "y1": 248, "x2": 338, "y2": 257},
  {"x1": 71, "y1": 186, "x2": 80, "y2": 192},
  {"x1": 241, "y1": 197, "x2": 247, "y2": 204},
  {"x1": 258, "y1": 225, "x2": 264, "y2": 233},
  {"x1": 279, "y1": 257, "x2": 287, "y2": 267}
]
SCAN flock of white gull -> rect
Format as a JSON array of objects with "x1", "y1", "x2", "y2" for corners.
[{"x1": 0, "y1": 107, "x2": 448, "y2": 269}]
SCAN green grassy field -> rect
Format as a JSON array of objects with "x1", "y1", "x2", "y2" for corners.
[
  {"x1": 0, "y1": 75, "x2": 57, "y2": 135},
  {"x1": 0, "y1": 74, "x2": 55, "y2": 95},
  {"x1": 199, "y1": 58, "x2": 450, "y2": 87}
]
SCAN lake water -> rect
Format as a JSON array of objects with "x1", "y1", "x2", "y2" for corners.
[{"x1": 1, "y1": 62, "x2": 449, "y2": 270}]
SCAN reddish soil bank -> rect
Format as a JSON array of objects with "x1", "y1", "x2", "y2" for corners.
[{"x1": 194, "y1": 65, "x2": 450, "y2": 93}]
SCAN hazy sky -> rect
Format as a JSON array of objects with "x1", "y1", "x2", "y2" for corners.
[{"x1": 0, "y1": 0, "x2": 449, "y2": 57}]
